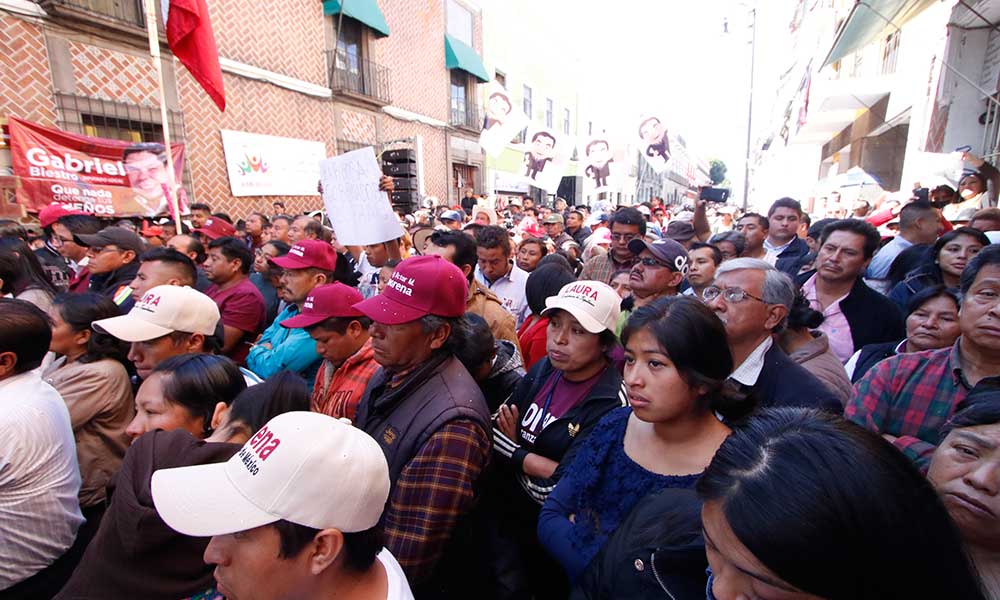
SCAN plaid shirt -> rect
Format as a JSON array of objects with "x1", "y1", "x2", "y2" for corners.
[
  {"x1": 579, "y1": 252, "x2": 637, "y2": 285},
  {"x1": 845, "y1": 340, "x2": 972, "y2": 471},
  {"x1": 309, "y1": 338, "x2": 379, "y2": 420},
  {"x1": 382, "y1": 419, "x2": 490, "y2": 583}
]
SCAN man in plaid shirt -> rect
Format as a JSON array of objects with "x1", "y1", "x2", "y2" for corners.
[
  {"x1": 847, "y1": 246, "x2": 1000, "y2": 471},
  {"x1": 352, "y1": 255, "x2": 492, "y2": 596},
  {"x1": 579, "y1": 207, "x2": 646, "y2": 284}
]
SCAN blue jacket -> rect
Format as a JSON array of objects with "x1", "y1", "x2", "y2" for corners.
[
  {"x1": 246, "y1": 304, "x2": 321, "y2": 389},
  {"x1": 774, "y1": 237, "x2": 810, "y2": 277}
]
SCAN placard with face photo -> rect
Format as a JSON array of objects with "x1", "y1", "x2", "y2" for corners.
[
  {"x1": 636, "y1": 114, "x2": 672, "y2": 174},
  {"x1": 578, "y1": 134, "x2": 626, "y2": 194},
  {"x1": 479, "y1": 81, "x2": 529, "y2": 158},
  {"x1": 519, "y1": 126, "x2": 570, "y2": 193}
]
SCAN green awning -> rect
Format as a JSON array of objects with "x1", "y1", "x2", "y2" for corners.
[
  {"x1": 323, "y1": 0, "x2": 389, "y2": 38},
  {"x1": 445, "y1": 34, "x2": 489, "y2": 83},
  {"x1": 822, "y1": 0, "x2": 936, "y2": 67}
]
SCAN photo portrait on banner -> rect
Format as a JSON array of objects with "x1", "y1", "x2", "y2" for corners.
[
  {"x1": 578, "y1": 133, "x2": 626, "y2": 194},
  {"x1": 636, "y1": 113, "x2": 672, "y2": 174},
  {"x1": 9, "y1": 117, "x2": 187, "y2": 218},
  {"x1": 479, "y1": 80, "x2": 529, "y2": 158},
  {"x1": 519, "y1": 125, "x2": 570, "y2": 193}
]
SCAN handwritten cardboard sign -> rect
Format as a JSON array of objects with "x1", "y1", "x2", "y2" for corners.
[{"x1": 320, "y1": 147, "x2": 402, "y2": 246}]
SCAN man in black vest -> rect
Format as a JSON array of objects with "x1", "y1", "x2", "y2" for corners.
[{"x1": 353, "y1": 255, "x2": 491, "y2": 597}]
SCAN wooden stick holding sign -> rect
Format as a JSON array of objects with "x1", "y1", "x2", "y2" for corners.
[{"x1": 320, "y1": 147, "x2": 404, "y2": 247}]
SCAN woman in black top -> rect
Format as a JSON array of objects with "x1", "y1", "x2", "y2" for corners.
[{"x1": 486, "y1": 280, "x2": 626, "y2": 599}]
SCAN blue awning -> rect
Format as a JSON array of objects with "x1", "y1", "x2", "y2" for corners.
[
  {"x1": 445, "y1": 34, "x2": 489, "y2": 83},
  {"x1": 323, "y1": 0, "x2": 389, "y2": 38}
]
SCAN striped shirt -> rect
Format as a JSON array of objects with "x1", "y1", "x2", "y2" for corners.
[
  {"x1": 579, "y1": 252, "x2": 637, "y2": 285},
  {"x1": 845, "y1": 340, "x2": 972, "y2": 471},
  {"x1": 310, "y1": 339, "x2": 380, "y2": 420},
  {"x1": 0, "y1": 371, "x2": 84, "y2": 588}
]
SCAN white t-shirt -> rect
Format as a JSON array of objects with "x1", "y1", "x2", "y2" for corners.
[
  {"x1": 0, "y1": 371, "x2": 84, "y2": 588},
  {"x1": 378, "y1": 548, "x2": 415, "y2": 600}
]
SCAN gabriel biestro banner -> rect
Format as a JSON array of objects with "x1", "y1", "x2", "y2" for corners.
[{"x1": 9, "y1": 116, "x2": 187, "y2": 218}]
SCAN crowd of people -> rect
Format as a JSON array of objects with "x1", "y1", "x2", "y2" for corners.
[{"x1": 4, "y1": 158, "x2": 1000, "y2": 600}]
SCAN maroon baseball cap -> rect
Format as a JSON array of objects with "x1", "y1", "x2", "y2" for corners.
[
  {"x1": 269, "y1": 240, "x2": 337, "y2": 271},
  {"x1": 280, "y1": 283, "x2": 365, "y2": 329},
  {"x1": 193, "y1": 217, "x2": 236, "y2": 240},
  {"x1": 38, "y1": 203, "x2": 86, "y2": 228},
  {"x1": 353, "y1": 255, "x2": 467, "y2": 325}
]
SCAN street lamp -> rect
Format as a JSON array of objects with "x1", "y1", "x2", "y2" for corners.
[{"x1": 742, "y1": 6, "x2": 757, "y2": 212}]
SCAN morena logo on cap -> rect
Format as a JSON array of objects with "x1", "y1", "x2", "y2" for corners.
[
  {"x1": 236, "y1": 424, "x2": 282, "y2": 477},
  {"x1": 289, "y1": 244, "x2": 306, "y2": 258},
  {"x1": 386, "y1": 270, "x2": 416, "y2": 297}
]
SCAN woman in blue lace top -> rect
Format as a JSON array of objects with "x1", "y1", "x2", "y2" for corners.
[{"x1": 537, "y1": 296, "x2": 734, "y2": 581}]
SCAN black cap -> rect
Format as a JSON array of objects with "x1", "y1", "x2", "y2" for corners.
[{"x1": 74, "y1": 226, "x2": 145, "y2": 254}]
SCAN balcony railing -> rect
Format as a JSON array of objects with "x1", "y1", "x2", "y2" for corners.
[
  {"x1": 324, "y1": 51, "x2": 391, "y2": 106},
  {"x1": 39, "y1": 0, "x2": 146, "y2": 29},
  {"x1": 450, "y1": 103, "x2": 482, "y2": 131}
]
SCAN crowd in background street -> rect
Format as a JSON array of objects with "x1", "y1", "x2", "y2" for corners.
[{"x1": 6, "y1": 150, "x2": 1000, "y2": 600}]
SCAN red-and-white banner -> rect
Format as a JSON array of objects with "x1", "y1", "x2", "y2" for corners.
[{"x1": 9, "y1": 116, "x2": 188, "y2": 218}]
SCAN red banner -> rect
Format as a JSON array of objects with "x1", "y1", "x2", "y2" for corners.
[{"x1": 9, "y1": 116, "x2": 188, "y2": 218}]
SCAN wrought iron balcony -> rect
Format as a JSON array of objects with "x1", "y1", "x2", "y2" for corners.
[
  {"x1": 324, "y1": 51, "x2": 392, "y2": 106},
  {"x1": 450, "y1": 103, "x2": 482, "y2": 132},
  {"x1": 39, "y1": 0, "x2": 146, "y2": 29}
]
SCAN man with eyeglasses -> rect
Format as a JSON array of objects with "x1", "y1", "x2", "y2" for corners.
[
  {"x1": 615, "y1": 238, "x2": 688, "y2": 334},
  {"x1": 705, "y1": 258, "x2": 841, "y2": 420},
  {"x1": 580, "y1": 206, "x2": 646, "y2": 285},
  {"x1": 73, "y1": 227, "x2": 146, "y2": 312}
]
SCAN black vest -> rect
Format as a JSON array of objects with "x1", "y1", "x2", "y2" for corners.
[{"x1": 354, "y1": 353, "x2": 490, "y2": 484}]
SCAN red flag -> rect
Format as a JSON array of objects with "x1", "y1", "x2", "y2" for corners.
[{"x1": 164, "y1": 0, "x2": 226, "y2": 111}]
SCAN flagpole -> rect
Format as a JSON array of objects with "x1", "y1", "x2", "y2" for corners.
[{"x1": 143, "y1": 0, "x2": 183, "y2": 234}]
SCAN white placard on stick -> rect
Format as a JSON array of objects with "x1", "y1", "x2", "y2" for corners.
[{"x1": 320, "y1": 147, "x2": 401, "y2": 246}]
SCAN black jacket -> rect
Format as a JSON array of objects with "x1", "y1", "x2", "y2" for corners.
[
  {"x1": 571, "y1": 487, "x2": 707, "y2": 600},
  {"x1": 851, "y1": 339, "x2": 903, "y2": 383},
  {"x1": 494, "y1": 357, "x2": 626, "y2": 504},
  {"x1": 88, "y1": 261, "x2": 140, "y2": 313},
  {"x1": 797, "y1": 272, "x2": 905, "y2": 352},
  {"x1": 482, "y1": 340, "x2": 525, "y2": 413},
  {"x1": 723, "y1": 343, "x2": 843, "y2": 421},
  {"x1": 774, "y1": 237, "x2": 810, "y2": 277}
]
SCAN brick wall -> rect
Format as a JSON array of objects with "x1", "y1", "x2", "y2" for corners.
[
  {"x1": 377, "y1": 0, "x2": 449, "y2": 123},
  {"x1": 208, "y1": 0, "x2": 326, "y2": 87},
  {"x1": 0, "y1": 15, "x2": 57, "y2": 126},
  {"x1": 69, "y1": 41, "x2": 160, "y2": 107},
  {"x1": 178, "y1": 69, "x2": 336, "y2": 216}
]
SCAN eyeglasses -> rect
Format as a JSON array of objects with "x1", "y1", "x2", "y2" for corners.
[
  {"x1": 610, "y1": 233, "x2": 640, "y2": 242},
  {"x1": 637, "y1": 257, "x2": 671, "y2": 269},
  {"x1": 702, "y1": 286, "x2": 767, "y2": 304}
]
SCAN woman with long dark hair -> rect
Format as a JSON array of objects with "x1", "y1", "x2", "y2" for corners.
[
  {"x1": 517, "y1": 263, "x2": 577, "y2": 370},
  {"x1": 0, "y1": 237, "x2": 58, "y2": 313},
  {"x1": 42, "y1": 293, "x2": 133, "y2": 511},
  {"x1": 124, "y1": 353, "x2": 247, "y2": 441},
  {"x1": 776, "y1": 292, "x2": 852, "y2": 404},
  {"x1": 58, "y1": 370, "x2": 308, "y2": 600},
  {"x1": 539, "y1": 297, "x2": 733, "y2": 582},
  {"x1": 889, "y1": 227, "x2": 989, "y2": 309},
  {"x1": 699, "y1": 408, "x2": 986, "y2": 599}
]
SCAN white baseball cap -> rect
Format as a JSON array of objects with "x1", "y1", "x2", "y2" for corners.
[
  {"x1": 542, "y1": 280, "x2": 621, "y2": 334},
  {"x1": 151, "y1": 412, "x2": 391, "y2": 537},
  {"x1": 93, "y1": 285, "x2": 220, "y2": 342}
]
